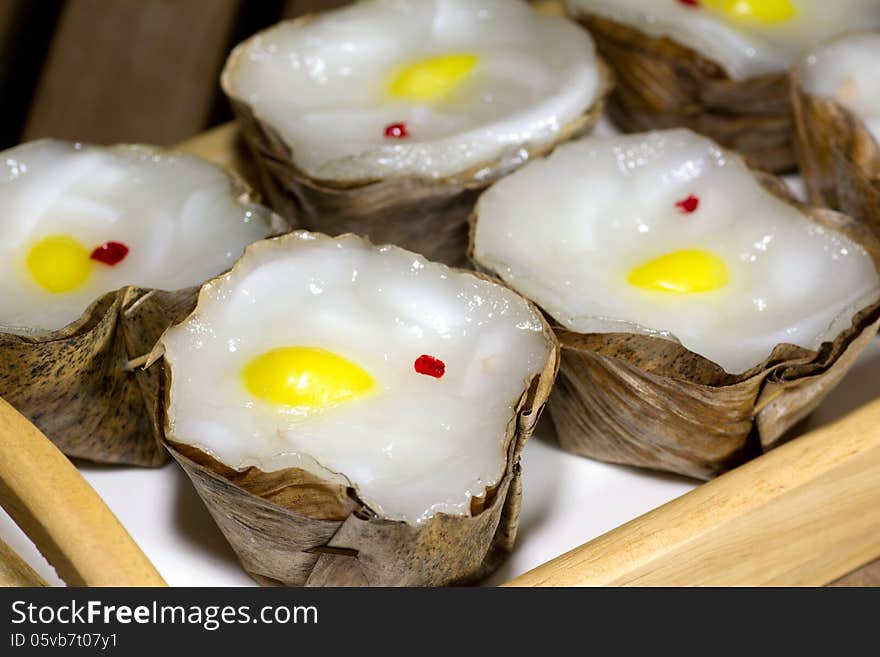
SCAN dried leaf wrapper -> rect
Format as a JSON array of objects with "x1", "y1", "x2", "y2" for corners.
[
  {"x1": 791, "y1": 67, "x2": 880, "y2": 241},
  {"x1": 569, "y1": 12, "x2": 795, "y2": 173},
  {"x1": 0, "y1": 287, "x2": 196, "y2": 466},
  {"x1": 162, "y1": 341, "x2": 558, "y2": 586}
]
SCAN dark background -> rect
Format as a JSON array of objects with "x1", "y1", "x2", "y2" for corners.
[{"x1": 0, "y1": 0, "x2": 351, "y2": 149}]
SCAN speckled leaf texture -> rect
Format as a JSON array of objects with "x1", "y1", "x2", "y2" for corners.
[
  {"x1": 791, "y1": 70, "x2": 880, "y2": 242},
  {"x1": 571, "y1": 13, "x2": 795, "y2": 174},
  {"x1": 0, "y1": 287, "x2": 197, "y2": 466}
]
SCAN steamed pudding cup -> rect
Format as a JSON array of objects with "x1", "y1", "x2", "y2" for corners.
[
  {"x1": 565, "y1": 0, "x2": 880, "y2": 173},
  {"x1": 0, "y1": 140, "x2": 281, "y2": 466},
  {"x1": 471, "y1": 129, "x2": 880, "y2": 480},
  {"x1": 221, "y1": 0, "x2": 612, "y2": 267},
  {"x1": 792, "y1": 31, "x2": 880, "y2": 241},
  {"x1": 152, "y1": 231, "x2": 558, "y2": 586}
]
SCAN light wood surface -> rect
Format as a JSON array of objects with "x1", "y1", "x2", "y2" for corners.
[
  {"x1": 831, "y1": 558, "x2": 880, "y2": 587},
  {"x1": 0, "y1": 398, "x2": 166, "y2": 587},
  {"x1": 0, "y1": 535, "x2": 47, "y2": 587},
  {"x1": 506, "y1": 398, "x2": 880, "y2": 586},
  {"x1": 533, "y1": 0, "x2": 565, "y2": 15}
]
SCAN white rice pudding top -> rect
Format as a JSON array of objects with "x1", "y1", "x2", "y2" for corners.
[
  {"x1": 162, "y1": 233, "x2": 553, "y2": 525},
  {"x1": 800, "y1": 31, "x2": 880, "y2": 144},
  {"x1": 0, "y1": 141, "x2": 274, "y2": 332},
  {"x1": 224, "y1": 0, "x2": 601, "y2": 181},
  {"x1": 567, "y1": 0, "x2": 880, "y2": 79},
  {"x1": 473, "y1": 129, "x2": 880, "y2": 374}
]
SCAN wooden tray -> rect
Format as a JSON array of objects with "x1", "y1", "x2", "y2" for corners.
[{"x1": 1, "y1": 0, "x2": 878, "y2": 587}]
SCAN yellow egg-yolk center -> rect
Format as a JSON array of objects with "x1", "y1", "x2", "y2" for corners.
[
  {"x1": 704, "y1": 0, "x2": 796, "y2": 23},
  {"x1": 628, "y1": 249, "x2": 729, "y2": 294},
  {"x1": 242, "y1": 347, "x2": 375, "y2": 414},
  {"x1": 388, "y1": 53, "x2": 479, "y2": 102},
  {"x1": 26, "y1": 235, "x2": 93, "y2": 293}
]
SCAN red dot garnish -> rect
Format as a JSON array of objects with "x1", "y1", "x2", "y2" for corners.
[
  {"x1": 677, "y1": 0, "x2": 700, "y2": 7},
  {"x1": 414, "y1": 354, "x2": 445, "y2": 379},
  {"x1": 90, "y1": 241, "x2": 129, "y2": 266},
  {"x1": 384, "y1": 122, "x2": 409, "y2": 139},
  {"x1": 676, "y1": 195, "x2": 700, "y2": 214}
]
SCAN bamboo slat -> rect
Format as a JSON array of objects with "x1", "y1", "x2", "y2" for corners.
[
  {"x1": 0, "y1": 536, "x2": 47, "y2": 587},
  {"x1": 506, "y1": 398, "x2": 880, "y2": 586},
  {"x1": 0, "y1": 398, "x2": 166, "y2": 587}
]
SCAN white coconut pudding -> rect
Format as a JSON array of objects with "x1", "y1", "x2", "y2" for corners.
[
  {"x1": 0, "y1": 141, "x2": 276, "y2": 332},
  {"x1": 472, "y1": 129, "x2": 880, "y2": 374},
  {"x1": 222, "y1": 0, "x2": 603, "y2": 182},
  {"x1": 160, "y1": 232, "x2": 554, "y2": 525},
  {"x1": 799, "y1": 32, "x2": 880, "y2": 144},
  {"x1": 567, "y1": 0, "x2": 880, "y2": 79}
]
